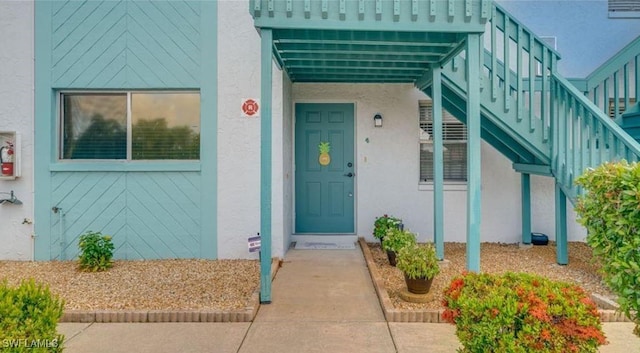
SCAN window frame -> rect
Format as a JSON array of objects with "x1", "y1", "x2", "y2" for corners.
[
  {"x1": 418, "y1": 100, "x2": 468, "y2": 186},
  {"x1": 57, "y1": 90, "x2": 201, "y2": 163}
]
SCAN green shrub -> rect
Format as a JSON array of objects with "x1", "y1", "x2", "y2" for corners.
[
  {"x1": 396, "y1": 243, "x2": 440, "y2": 279},
  {"x1": 373, "y1": 214, "x2": 402, "y2": 240},
  {"x1": 78, "y1": 231, "x2": 115, "y2": 272},
  {"x1": 442, "y1": 272, "x2": 606, "y2": 353},
  {"x1": 381, "y1": 228, "x2": 416, "y2": 253},
  {"x1": 575, "y1": 161, "x2": 640, "y2": 336},
  {"x1": 0, "y1": 279, "x2": 65, "y2": 353}
]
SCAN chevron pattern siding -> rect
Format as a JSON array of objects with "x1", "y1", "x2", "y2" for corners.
[
  {"x1": 51, "y1": 171, "x2": 201, "y2": 260},
  {"x1": 51, "y1": 0, "x2": 201, "y2": 88}
]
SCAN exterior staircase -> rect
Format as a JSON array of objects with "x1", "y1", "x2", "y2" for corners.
[{"x1": 419, "y1": 3, "x2": 640, "y2": 202}]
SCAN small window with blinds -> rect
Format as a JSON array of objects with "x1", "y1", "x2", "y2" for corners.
[
  {"x1": 609, "y1": 0, "x2": 640, "y2": 18},
  {"x1": 60, "y1": 92, "x2": 200, "y2": 160},
  {"x1": 419, "y1": 102, "x2": 467, "y2": 182},
  {"x1": 608, "y1": 98, "x2": 637, "y2": 119}
]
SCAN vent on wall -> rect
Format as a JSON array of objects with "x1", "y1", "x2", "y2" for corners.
[
  {"x1": 609, "y1": 98, "x2": 637, "y2": 119},
  {"x1": 609, "y1": 0, "x2": 640, "y2": 18}
]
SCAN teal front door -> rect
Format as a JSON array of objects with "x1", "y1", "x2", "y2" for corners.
[{"x1": 295, "y1": 103, "x2": 355, "y2": 233}]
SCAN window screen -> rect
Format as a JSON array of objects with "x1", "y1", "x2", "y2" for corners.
[{"x1": 419, "y1": 102, "x2": 468, "y2": 182}]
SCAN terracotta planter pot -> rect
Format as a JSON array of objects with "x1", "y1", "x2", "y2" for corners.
[
  {"x1": 404, "y1": 274, "x2": 434, "y2": 294},
  {"x1": 386, "y1": 250, "x2": 397, "y2": 266}
]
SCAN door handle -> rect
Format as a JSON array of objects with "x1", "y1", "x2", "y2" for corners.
[{"x1": 343, "y1": 172, "x2": 354, "y2": 178}]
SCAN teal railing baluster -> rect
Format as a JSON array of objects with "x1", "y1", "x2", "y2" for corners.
[
  {"x1": 603, "y1": 78, "x2": 609, "y2": 117},
  {"x1": 393, "y1": 0, "x2": 400, "y2": 20},
  {"x1": 572, "y1": 99, "x2": 580, "y2": 184},
  {"x1": 580, "y1": 106, "x2": 589, "y2": 191},
  {"x1": 591, "y1": 116, "x2": 600, "y2": 167},
  {"x1": 624, "y1": 64, "x2": 630, "y2": 111},
  {"x1": 613, "y1": 71, "x2": 619, "y2": 121},
  {"x1": 491, "y1": 6, "x2": 497, "y2": 101},
  {"x1": 516, "y1": 26, "x2": 523, "y2": 121},
  {"x1": 267, "y1": 0, "x2": 274, "y2": 14},
  {"x1": 503, "y1": 15, "x2": 511, "y2": 112},
  {"x1": 254, "y1": 0, "x2": 262, "y2": 16},
  {"x1": 529, "y1": 34, "x2": 535, "y2": 132},
  {"x1": 304, "y1": 0, "x2": 311, "y2": 18},
  {"x1": 411, "y1": 0, "x2": 418, "y2": 20},
  {"x1": 566, "y1": 96, "x2": 574, "y2": 186},
  {"x1": 633, "y1": 55, "x2": 640, "y2": 104},
  {"x1": 542, "y1": 48, "x2": 549, "y2": 141}
]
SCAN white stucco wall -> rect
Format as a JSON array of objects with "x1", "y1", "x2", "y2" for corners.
[
  {"x1": 0, "y1": 1, "x2": 34, "y2": 260},
  {"x1": 217, "y1": 1, "x2": 286, "y2": 259},
  {"x1": 292, "y1": 84, "x2": 586, "y2": 244},
  {"x1": 282, "y1": 75, "x2": 294, "y2": 253}
]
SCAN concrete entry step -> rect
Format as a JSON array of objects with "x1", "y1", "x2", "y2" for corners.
[{"x1": 292, "y1": 235, "x2": 358, "y2": 249}]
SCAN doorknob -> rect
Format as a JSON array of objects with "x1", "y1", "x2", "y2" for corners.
[{"x1": 343, "y1": 172, "x2": 354, "y2": 178}]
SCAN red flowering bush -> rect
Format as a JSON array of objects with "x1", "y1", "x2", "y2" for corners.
[{"x1": 442, "y1": 272, "x2": 606, "y2": 353}]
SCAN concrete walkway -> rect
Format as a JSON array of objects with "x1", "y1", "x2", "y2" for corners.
[{"x1": 58, "y1": 247, "x2": 640, "y2": 353}]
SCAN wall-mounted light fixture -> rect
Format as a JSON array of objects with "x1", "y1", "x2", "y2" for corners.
[{"x1": 373, "y1": 113, "x2": 383, "y2": 127}]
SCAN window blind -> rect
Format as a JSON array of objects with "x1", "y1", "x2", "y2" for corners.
[{"x1": 419, "y1": 102, "x2": 468, "y2": 182}]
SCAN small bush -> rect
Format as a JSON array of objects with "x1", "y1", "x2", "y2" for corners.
[
  {"x1": 396, "y1": 243, "x2": 440, "y2": 279},
  {"x1": 442, "y1": 272, "x2": 606, "y2": 353},
  {"x1": 381, "y1": 228, "x2": 416, "y2": 253},
  {"x1": 373, "y1": 214, "x2": 402, "y2": 240},
  {"x1": 78, "y1": 231, "x2": 115, "y2": 272},
  {"x1": 575, "y1": 161, "x2": 640, "y2": 336},
  {"x1": 0, "y1": 279, "x2": 65, "y2": 353}
]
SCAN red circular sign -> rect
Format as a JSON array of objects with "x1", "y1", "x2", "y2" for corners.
[{"x1": 242, "y1": 99, "x2": 260, "y2": 116}]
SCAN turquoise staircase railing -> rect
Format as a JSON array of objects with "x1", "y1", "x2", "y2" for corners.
[
  {"x1": 420, "y1": 3, "x2": 640, "y2": 202},
  {"x1": 583, "y1": 35, "x2": 640, "y2": 124}
]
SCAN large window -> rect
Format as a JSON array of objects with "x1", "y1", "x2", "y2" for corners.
[
  {"x1": 61, "y1": 92, "x2": 200, "y2": 160},
  {"x1": 419, "y1": 102, "x2": 467, "y2": 182}
]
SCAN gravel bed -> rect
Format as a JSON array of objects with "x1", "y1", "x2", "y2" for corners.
[
  {"x1": 0, "y1": 259, "x2": 259, "y2": 310},
  {"x1": 367, "y1": 242, "x2": 615, "y2": 310}
]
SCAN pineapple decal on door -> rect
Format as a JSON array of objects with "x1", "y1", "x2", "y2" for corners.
[{"x1": 318, "y1": 142, "x2": 331, "y2": 166}]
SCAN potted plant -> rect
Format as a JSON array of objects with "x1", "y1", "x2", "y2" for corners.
[
  {"x1": 373, "y1": 214, "x2": 402, "y2": 242},
  {"x1": 381, "y1": 228, "x2": 416, "y2": 266},
  {"x1": 396, "y1": 243, "x2": 440, "y2": 294}
]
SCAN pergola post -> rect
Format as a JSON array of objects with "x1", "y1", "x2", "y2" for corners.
[
  {"x1": 466, "y1": 33, "x2": 482, "y2": 272},
  {"x1": 432, "y1": 65, "x2": 445, "y2": 260},
  {"x1": 260, "y1": 28, "x2": 273, "y2": 303},
  {"x1": 555, "y1": 183, "x2": 568, "y2": 265},
  {"x1": 521, "y1": 173, "x2": 532, "y2": 244}
]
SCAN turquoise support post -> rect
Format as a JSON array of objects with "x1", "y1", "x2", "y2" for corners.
[
  {"x1": 466, "y1": 33, "x2": 482, "y2": 272},
  {"x1": 34, "y1": 0, "x2": 53, "y2": 260},
  {"x1": 521, "y1": 173, "x2": 531, "y2": 244},
  {"x1": 260, "y1": 28, "x2": 273, "y2": 303},
  {"x1": 555, "y1": 183, "x2": 568, "y2": 265},
  {"x1": 200, "y1": 1, "x2": 218, "y2": 259},
  {"x1": 432, "y1": 65, "x2": 445, "y2": 260}
]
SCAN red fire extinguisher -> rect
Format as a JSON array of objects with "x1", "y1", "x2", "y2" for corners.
[{"x1": 1, "y1": 141, "x2": 14, "y2": 177}]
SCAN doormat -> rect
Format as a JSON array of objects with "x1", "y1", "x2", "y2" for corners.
[{"x1": 294, "y1": 241, "x2": 356, "y2": 250}]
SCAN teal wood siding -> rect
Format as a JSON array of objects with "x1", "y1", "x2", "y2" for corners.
[
  {"x1": 35, "y1": 0, "x2": 217, "y2": 260},
  {"x1": 51, "y1": 0, "x2": 200, "y2": 88},
  {"x1": 50, "y1": 172, "x2": 201, "y2": 260}
]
